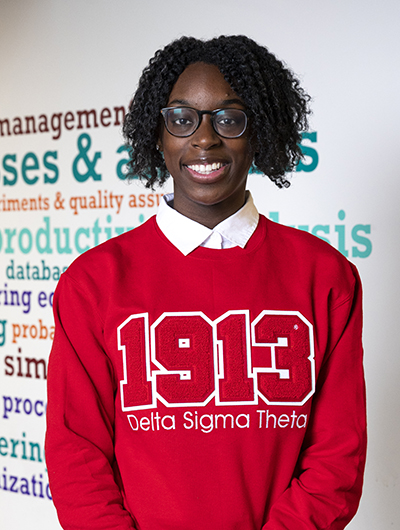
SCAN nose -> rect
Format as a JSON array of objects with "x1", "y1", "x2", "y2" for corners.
[{"x1": 190, "y1": 115, "x2": 221, "y2": 149}]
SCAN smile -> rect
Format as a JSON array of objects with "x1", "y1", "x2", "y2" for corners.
[{"x1": 186, "y1": 162, "x2": 226, "y2": 175}]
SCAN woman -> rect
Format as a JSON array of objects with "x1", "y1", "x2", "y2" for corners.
[{"x1": 46, "y1": 35, "x2": 366, "y2": 530}]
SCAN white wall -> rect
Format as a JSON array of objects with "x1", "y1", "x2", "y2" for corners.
[{"x1": 0, "y1": 0, "x2": 399, "y2": 528}]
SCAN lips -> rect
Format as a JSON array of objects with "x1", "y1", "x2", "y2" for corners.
[
  {"x1": 186, "y1": 162, "x2": 226, "y2": 175},
  {"x1": 183, "y1": 160, "x2": 230, "y2": 182}
]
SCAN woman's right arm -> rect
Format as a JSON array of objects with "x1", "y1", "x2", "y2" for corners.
[{"x1": 45, "y1": 273, "x2": 136, "y2": 530}]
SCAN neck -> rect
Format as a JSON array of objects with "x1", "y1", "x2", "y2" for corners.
[{"x1": 172, "y1": 192, "x2": 247, "y2": 229}]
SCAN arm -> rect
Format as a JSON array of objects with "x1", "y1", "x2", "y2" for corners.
[
  {"x1": 262, "y1": 265, "x2": 367, "y2": 530},
  {"x1": 45, "y1": 273, "x2": 136, "y2": 530}
]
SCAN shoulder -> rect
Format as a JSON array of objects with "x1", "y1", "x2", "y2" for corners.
[
  {"x1": 262, "y1": 216, "x2": 360, "y2": 299},
  {"x1": 64, "y1": 216, "x2": 157, "y2": 282}
]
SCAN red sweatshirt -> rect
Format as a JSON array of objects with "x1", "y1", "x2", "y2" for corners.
[{"x1": 45, "y1": 215, "x2": 366, "y2": 530}]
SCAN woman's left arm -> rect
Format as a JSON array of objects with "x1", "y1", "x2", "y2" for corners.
[{"x1": 262, "y1": 264, "x2": 367, "y2": 530}]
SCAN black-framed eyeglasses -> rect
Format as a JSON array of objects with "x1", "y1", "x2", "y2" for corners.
[{"x1": 160, "y1": 107, "x2": 248, "y2": 138}]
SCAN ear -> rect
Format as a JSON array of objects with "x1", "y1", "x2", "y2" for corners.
[{"x1": 156, "y1": 139, "x2": 163, "y2": 152}]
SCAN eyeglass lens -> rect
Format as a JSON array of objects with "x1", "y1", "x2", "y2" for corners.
[{"x1": 163, "y1": 108, "x2": 247, "y2": 138}]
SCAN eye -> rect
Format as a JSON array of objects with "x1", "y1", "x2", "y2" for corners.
[
  {"x1": 214, "y1": 109, "x2": 247, "y2": 137},
  {"x1": 166, "y1": 108, "x2": 198, "y2": 133},
  {"x1": 216, "y1": 116, "x2": 237, "y2": 127},
  {"x1": 173, "y1": 117, "x2": 194, "y2": 126}
]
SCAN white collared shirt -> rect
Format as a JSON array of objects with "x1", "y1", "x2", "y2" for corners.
[{"x1": 156, "y1": 192, "x2": 259, "y2": 256}]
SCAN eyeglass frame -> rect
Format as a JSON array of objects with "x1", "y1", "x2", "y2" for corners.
[{"x1": 160, "y1": 106, "x2": 249, "y2": 139}]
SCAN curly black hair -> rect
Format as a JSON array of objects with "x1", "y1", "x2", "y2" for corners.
[{"x1": 123, "y1": 35, "x2": 311, "y2": 189}]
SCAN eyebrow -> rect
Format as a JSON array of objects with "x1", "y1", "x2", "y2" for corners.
[{"x1": 167, "y1": 98, "x2": 245, "y2": 107}]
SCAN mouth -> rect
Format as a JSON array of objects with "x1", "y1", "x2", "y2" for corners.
[{"x1": 185, "y1": 162, "x2": 227, "y2": 176}]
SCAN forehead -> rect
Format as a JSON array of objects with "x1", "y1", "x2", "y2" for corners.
[{"x1": 167, "y1": 62, "x2": 242, "y2": 108}]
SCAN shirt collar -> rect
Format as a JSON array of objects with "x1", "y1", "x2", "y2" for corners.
[{"x1": 156, "y1": 191, "x2": 259, "y2": 256}]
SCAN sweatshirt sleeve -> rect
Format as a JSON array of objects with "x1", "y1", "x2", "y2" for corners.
[
  {"x1": 45, "y1": 272, "x2": 136, "y2": 530},
  {"x1": 262, "y1": 263, "x2": 367, "y2": 530}
]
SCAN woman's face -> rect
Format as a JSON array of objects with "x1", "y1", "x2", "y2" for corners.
[{"x1": 158, "y1": 62, "x2": 254, "y2": 228}]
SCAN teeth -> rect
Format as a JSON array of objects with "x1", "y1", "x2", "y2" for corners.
[{"x1": 187, "y1": 162, "x2": 224, "y2": 174}]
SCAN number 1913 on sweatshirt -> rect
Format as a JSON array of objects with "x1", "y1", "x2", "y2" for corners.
[{"x1": 117, "y1": 310, "x2": 316, "y2": 411}]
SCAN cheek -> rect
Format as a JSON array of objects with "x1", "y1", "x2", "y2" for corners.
[
  {"x1": 160, "y1": 148, "x2": 176, "y2": 174},
  {"x1": 235, "y1": 140, "x2": 254, "y2": 168},
  {"x1": 163, "y1": 149, "x2": 180, "y2": 176},
  {"x1": 161, "y1": 135, "x2": 186, "y2": 169}
]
